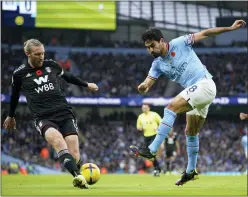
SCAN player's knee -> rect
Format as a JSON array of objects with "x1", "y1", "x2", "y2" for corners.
[
  {"x1": 167, "y1": 97, "x2": 190, "y2": 114},
  {"x1": 167, "y1": 102, "x2": 177, "y2": 112},
  {"x1": 185, "y1": 126, "x2": 198, "y2": 136}
]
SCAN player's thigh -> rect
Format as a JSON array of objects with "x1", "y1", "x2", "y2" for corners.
[
  {"x1": 167, "y1": 94, "x2": 192, "y2": 114},
  {"x1": 34, "y1": 120, "x2": 67, "y2": 152},
  {"x1": 179, "y1": 78, "x2": 216, "y2": 110},
  {"x1": 185, "y1": 107, "x2": 208, "y2": 136},
  {"x1": 61, "y1": 119, "x2": 80, "y2": 155}
]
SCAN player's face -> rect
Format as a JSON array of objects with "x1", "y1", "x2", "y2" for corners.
[
  {"x1": 28, "y1": 45, "x2": 45, "y2": 68},
  {"x1": 142, "y1": 104, "x2": 150, "y2": 113},
  {"x1": 145, "y1": 39, "x2": 164, "y2": 58}
]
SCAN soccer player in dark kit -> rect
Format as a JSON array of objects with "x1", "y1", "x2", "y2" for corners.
[{"x1": 3, "y1": 39, "x2": 99, "y2": 189}]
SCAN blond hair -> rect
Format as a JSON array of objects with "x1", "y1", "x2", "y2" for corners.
[{"x1": 24, "y1": 39, "x2": 43, "y2": 53}]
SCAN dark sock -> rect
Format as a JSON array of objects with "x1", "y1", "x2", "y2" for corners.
[
  {"x1": 76, "y1": 157, "x2": 83, "y2": 170},
  {"x1": 58, "y1": 149, "x2": 80, "y2": 177},
  {"x1": 153, "y1": 159, "x2": 161, "y2": 172},
  {"x1": 166, "y1": 161, "x2": 170, "y2": 172}
]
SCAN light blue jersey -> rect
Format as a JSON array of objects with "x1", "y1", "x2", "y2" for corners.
[{"x1": 148, "y1": 34, "x2": 213, "y2": 88}]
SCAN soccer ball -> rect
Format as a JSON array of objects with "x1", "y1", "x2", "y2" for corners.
[{"x1": 80, "y1": 163, "x2": 101, "y2": 185}]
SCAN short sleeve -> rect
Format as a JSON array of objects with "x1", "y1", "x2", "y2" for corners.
[
  {"x1": 171, "y1": 34, "x2": 195, "y2": 47},
  {"x1": 11, "y1": 72, "x2": 21, "y2": 86},
  {"x1": 48, "y1": 59, "x2": 64, "y2": 76},
  {"x1": 148, "y1": 60, "x2": 162, "y2": 80}
]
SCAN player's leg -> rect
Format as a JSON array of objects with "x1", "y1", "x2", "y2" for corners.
[
  {"x1": 130, "y1": 78, "x2": 216, "y2": 161},
  {"x1": 35, "y1": 120, "x2": 88, "y2": 189},
  {"x1": 130, "y1": 95, "x2": 192, "y2": 160},
  {"x1": 61, "y1": 119, "x2": 83, "y2": 170},
  {"x1": 175, "y1": 106, "x2": 208, "y2": 186},
  {"x1": 175, "y1": 79, "x2": 216, "y2": 186},
  {"x1": 165, "y1": 152, "x2": 171, "y2": 173},
  {"x1": 149, "y1": 94, "x2": 192, "y2": 152},
  {"x1": 165, "y1": 152, "x2": 175, "y2": 174},
  {"x1": 60, "y1": 119, "x2": 89, "y2": 189},
  {"x1": 64, "y1": 135, "x2": 82, "y2": 169},
  {"x1": 144, "y1": 135, "x2": 161, "y2": 176},
  {"x1": 170, "y1": 154, "x2": 177, "y2": 173},
  {"x1": 153, "y1": 159, "x2": 161, "y2": 176},
  {"x1": 185, "y1": 113, "x2": 205, "y2": 173}
]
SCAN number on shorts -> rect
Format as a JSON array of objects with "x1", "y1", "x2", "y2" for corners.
[{"x1": 186, "y1": 85, "x2": 197, "y2": 94}]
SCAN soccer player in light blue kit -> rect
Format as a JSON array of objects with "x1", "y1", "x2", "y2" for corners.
[{"x1": 130, "y1": 20, "x2": 246, "y2": 186}]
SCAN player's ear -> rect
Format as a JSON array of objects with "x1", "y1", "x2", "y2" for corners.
[{"x1": 25, "y1": 51, "x2": 30, "y2": 57}]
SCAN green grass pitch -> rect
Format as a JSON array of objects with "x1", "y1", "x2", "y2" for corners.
[{"x1": 2, "y1": 174, "x2": 247, "y2": 196}]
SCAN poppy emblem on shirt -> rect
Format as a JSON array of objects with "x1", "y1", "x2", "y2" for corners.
[
  {"x1": 171, "y1": 52, "x2": 176, "y2": 57},
  {"x1": 36, "y1": 70, "x2": 42, "y2": 76}
]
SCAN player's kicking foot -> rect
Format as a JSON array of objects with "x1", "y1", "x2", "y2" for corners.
[
  {"x1": 130, "y1": 145, "x2": 156, "y2": 161},
  {"x1": 175, "y1": 169, "x2": 199, "y2": 186},
  {"x1": 73, "y1": 175, "x2": 89, "y2": 189}
]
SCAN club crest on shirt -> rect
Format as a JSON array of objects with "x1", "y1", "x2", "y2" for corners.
[{"x1": 45, "y1": 67, "x2": 51, "y2": 73}]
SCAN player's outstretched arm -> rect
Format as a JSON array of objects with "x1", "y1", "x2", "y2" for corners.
[
  {"x1": 138, "y1": 77, "x2": 155, "y2": 94},
  {"x1": 61, "y1": 71, "x2": 99, "y2": 92},
  {"x1": 3, "y1": 81, "x2": 21, "y2": 131},
  {"x1": 193, "y1": 20, "x2": 246, "y2": 43}
]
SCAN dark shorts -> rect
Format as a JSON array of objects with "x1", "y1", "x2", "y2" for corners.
[
  {"x1": 166, "y1": 150, "x2": 177, "y2": 158},
  {"x1": 144, "y1": 135, "x2": 156, "y2": 148},
  {"x1": 34, "y1": 118, "x2": 79, "y2": 138}
]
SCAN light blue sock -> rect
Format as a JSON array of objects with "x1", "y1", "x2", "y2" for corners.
[
  {"x1": 148, "y1": 108, "x2": 177, "y2": 154},
  {"x1": 186, "y1": 135, "x2": 199, "y2": 173}
]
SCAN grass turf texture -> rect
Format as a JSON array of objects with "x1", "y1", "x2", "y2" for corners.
[{"x1": 2, "y1": 174, "x2": 247, "y2": 196}]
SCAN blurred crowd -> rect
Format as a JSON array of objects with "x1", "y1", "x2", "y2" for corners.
[
  {"x1": 1, "y1": 109, "x2": 247, "y2": 174},
  {"x1": 1, "y1": 48, "x2": 247, "y2": 97},
  {"x1": 2, "y1": 27, "x2": 247, "y2": 48}
]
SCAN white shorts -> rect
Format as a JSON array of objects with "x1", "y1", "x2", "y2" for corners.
[{"x1": 179, "y1": 78, "x2": 216, "y2": 118}]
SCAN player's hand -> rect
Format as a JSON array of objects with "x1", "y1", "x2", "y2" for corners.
[
  {"x1": 3, "y1": 116, "x2": 16, "y2": 131},
  {"x1": 240, "y1": 112, "x2": 248, "y2": 120},
  {"x1": 87, "y1": 83, "x2": 99, "y2": 92},
  {"x1": 231, "y1": 20, "x2": 246, "y2": 30},
  {"x1": 138, "y1": 82, "x2": 149, "y2": 94}
]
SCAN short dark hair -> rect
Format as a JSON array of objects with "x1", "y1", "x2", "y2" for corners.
[
  {"x1": 142, "y1": 103, "x2": 150, "y2": 107},
  {"x1": 141, "y1": 27, "x2": 164, "y2": 42}
]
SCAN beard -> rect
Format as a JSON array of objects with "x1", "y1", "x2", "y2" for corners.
[
  {"x1": 152, "y1": 53, "x2": 160, "y2": 58},
  {"x1": 31, "y1": 60, "x2": 43, "y2": 68}
]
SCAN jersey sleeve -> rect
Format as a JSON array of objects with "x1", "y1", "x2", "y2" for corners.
[
  {"x1": 171, "y1": 34, "x2": 195, "y2": 48},
  {"x1": 148, "y1": 60, "x2": 162, "y2": 80},
  {"x1": 11, "y1": 71, "x2": 22, "y2": 87},
  {"x1": 50, "y1": 60, "x2": 64, "y2": 76}
]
